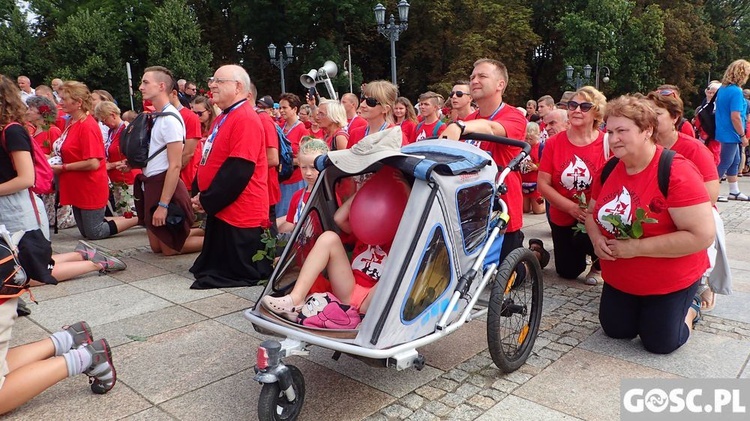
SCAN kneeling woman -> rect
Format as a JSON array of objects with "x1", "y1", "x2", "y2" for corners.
[{"x1": 585, "y1": 96, "x2": 715, "y2": 354}]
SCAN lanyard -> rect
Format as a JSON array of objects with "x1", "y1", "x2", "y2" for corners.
[
  {"x1": 283, "y1": 119, "x2": 301, "y2": 135},
  {"x1": 364, "y1": 121, "x2": 388, "y2": 136},
  {"x1": 105, "y1": 122, "x2": 125, "y2": 159},
  {"x1": 294, "y1": 189, "x2": 311, "y2": 223},
  {"x1": 345, "y1": 115, "x2": 359, "y2": 131},
  {"x1": 485, "y1": 102, "x2": 505, "y2": 121},
  {"x1": 199, "y1": 100, "x2": 245, "y2": 165}
]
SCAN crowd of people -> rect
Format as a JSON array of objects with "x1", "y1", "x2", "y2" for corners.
[{"x1": 1, "y1": 56, "x2": 749, "y2": 413}]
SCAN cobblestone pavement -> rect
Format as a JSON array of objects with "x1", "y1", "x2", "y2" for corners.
[{"x1": 6, "y1": 181, "x2": 750, "y2": 421}]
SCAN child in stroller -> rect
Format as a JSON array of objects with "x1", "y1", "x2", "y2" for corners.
[{"x1": 261, "y1": 166, "x2": 411, "y2": 322}]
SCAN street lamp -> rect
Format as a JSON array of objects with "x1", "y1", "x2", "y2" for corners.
[
  {"x1": 374, "y1": 1, "x2": 410, "y2": 85},
  {"x1": 594, "y1": 52, "x2": 611, "y2": 90},
  {"x1": 565, "y1": 64, "x2": 592, "y2": 90},
  {"x1": 268, "y1": 42, "x2": 294, "y2": 93}
]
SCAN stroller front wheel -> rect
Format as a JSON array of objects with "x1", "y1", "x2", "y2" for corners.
[
  {"x1": 487, "y1": 247, "x2": 543, "y2": 373},
  {"x1": 257, "y1": 364, "x2": 306, "y2": 421}
]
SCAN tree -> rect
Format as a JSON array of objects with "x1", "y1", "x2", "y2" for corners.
[
  {"x1": 47, "y1": 8, "x2": 125, "y2": 100},
  {"x1": 0, "y1": 1, "x2": 48, "y2": 81},
  {"x1": 147, "y1": 0, "x2": 213, "y2": 83}
]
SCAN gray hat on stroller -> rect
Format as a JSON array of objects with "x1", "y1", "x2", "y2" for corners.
[{"x1": 327, "y1": 127, "x2": 415, "y2": 174}]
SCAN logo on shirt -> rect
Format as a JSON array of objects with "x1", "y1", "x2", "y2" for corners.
[
  {"x1": 351, "y1": 245, "x2": 388, "y2": 282},
  {"x1": 598, "y1": 186, "x2": 633, "y2": 234},
  {"x1": 561, "y1": 155, "x2": 593, "y2": 191}
]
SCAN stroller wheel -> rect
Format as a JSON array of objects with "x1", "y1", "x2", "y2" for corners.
[
  {"x1": 487, "y1": 247, "x2": 543, "y2": 373},
  {"x1": 258, "y1": 364, "x2": 306, "y2": 420}
]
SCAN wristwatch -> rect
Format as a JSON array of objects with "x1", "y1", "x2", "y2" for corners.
[{"x1": 451, "y1": 120, "x2": 466, "y2": 136}]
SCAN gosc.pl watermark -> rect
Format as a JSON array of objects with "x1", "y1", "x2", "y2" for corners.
[{"x1": 622, "y1": 379, "x2": 748, "y2": 420}]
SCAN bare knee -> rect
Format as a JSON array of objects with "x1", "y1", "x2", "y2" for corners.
[{"x1": 316, "y1": 231, "x2": 343, "y2": 247}]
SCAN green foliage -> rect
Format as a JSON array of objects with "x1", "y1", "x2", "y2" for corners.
[
  {"x1": 0, "y1": 2, "x2": 48, "y2": 80},
  {"x1": 147, "y1": 0, "x2": 213, "y2": 84},
  {"x1": 601, "y1": 207, "x2": 658, "y2": 239},
  {"x1": 47, "y1": 8, "x2": 124, "y2": 97}
]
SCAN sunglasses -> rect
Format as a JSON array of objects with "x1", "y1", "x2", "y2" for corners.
[
  {"x1": 449, "y1": 91, "x2": 468, "y2": 98},
  {"x1": 656, "y1": 89, "x2": 678, "y2": 98},
  {"x1": 567, "y1": 101, "x2": 594, "y2": 112},
  {"x1": 360, "y1": 96, "x2": 381, "y2": 107},
  {"x1": 194, "y1": 110, "x2": 205, "y2": 117}
]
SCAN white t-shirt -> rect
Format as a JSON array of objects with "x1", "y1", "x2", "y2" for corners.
[{"x1": 143, "y1": 103, "x2": 185, "y2": 177}]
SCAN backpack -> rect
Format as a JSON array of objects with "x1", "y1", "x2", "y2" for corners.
[
  {"x1": 119, "y1": 111, "x2": 182, "y2": 168},
  {"x1": 275, "y1": 124, "x2": 294, "y2": 182},
  {"x1": 0, "y1": 227, "x2": 28, "y2": 299},
  {"x1": 696, "y1": 94, "x2": 717, "y2": 141},
  {"x1": 415, "y1": 120, "x2": 445, "y2": 139},
  {"x1": 1, "y1": 123, "x2": 54, "y2": 195},
  {"x1": 600, "y1": 149, "x2": 675, "y2": 198}
]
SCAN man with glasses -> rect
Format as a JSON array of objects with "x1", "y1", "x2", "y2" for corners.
[
  {"x1": 441, "y1": 58, "x2": 528, "y2": 266},
  {"x1": 190, "y1": 65, "x2": 271, "y2": 289},
  {"x1": 449, "y1": 80, "x2": 473, "y2": 121}
]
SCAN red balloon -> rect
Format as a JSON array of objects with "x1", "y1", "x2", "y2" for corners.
[{"x1": 349, "y1": 168, "x2": 409, "y2": 246}]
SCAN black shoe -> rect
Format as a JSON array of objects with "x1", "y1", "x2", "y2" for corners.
[
  {"x1": 17, "y1": 297, "x2": 32, "y2": 317},
  {"x1": 528, "y1": 238, "x2": 550, "y2": 269}
]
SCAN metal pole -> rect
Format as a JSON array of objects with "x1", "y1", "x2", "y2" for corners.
[
  {"x1": 126, "y1": 62, "x2": 135, "y2": 111},
  {"x1": 280, "y1": 63, "x2": 286, "y2": 93},
  {"x1": 390, "y1": 36, "x2": 397, "y2": 85},
  {"x1": 348, "y1": 45, "x2": 353, "y2": 93},
  {"x1": 595, "y1": 51, "x2": 600, "y2": 90}
]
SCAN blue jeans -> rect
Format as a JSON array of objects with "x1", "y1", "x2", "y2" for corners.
[{"x1": 717, "y1": 142, "x2": 741, "y2": 178}]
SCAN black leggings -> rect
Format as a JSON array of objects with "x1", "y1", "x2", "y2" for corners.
[
  {"x1": 550, "y1": 221, "x2": 598, "y2": 279},
  {"x1": 599, "y1": 280, "x2": 700, "y2": 354}
]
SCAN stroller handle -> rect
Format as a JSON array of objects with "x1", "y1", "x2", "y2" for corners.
[{"x1": 460, "y1": 132, "x2": 531, "y2": 171}]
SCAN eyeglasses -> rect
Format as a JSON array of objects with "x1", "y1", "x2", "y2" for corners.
[
  {"x1": 186, "y1": 87, "x2": 197, "y2": 92},
  {"x1": 567, "y1": 101, "x2": 594, "y2": 112},
  {"x1": 656, "y1": 89, "x2": 677, "y2": 98},
  {"x1": 194, "y1": 110, "x2": 205, "y2": 117},
  {"x1": 316, "y1": 112, "x2": 327, "y2": 118},
  {"x1": 207, "y1": 77, "x2": 237, "y2": 85},
  {"x1": 360, "y1": 96, "x2": 381, "y2": 107},
  {"x1": 449, "y1": 91, "x2": 468, "y2": 98}
]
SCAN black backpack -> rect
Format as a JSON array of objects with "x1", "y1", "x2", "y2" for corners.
[
  {"x1": 120, "y1": 111, "x2": 182, "y2": 168},
  {"x1": 274, "y1": 124, "x2": 295, "y2": 182},
  {"x1": 600, "y1": 149, "x2": 675, "y2": 198},
  {"x1": 696, "y1": 93, "x2": 717, "y2": 141}
]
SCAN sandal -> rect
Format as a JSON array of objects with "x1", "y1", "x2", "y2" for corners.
[
  {"x1": 583, "y1": 268, "x2": 602, "y2": 286},
  {"x1": 528, "y1": 238, "x2": 550, "y2": 268},
  {"x1": 260, "y1": 295, "x2": 301, "y2": 322},
  {"x1": 697, "y1": 284, "x2": 716, "y2": 312},
  {"x1": 728, "y1": 192, "x2": 749, "y2": 201},
  {"x1": 690, "y1": 295, "x2": 702, "y2": 327}
]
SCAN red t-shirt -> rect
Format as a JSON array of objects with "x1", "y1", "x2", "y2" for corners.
[
  {"x1": 348, "y1": 124, "x2": 406, "y2": 148},
  {"x1": 538, "y1": 131, "x2": 607, "y2": 226},
  {"x1": 679, "y1": 120, "x2": 695, "y2": 138},
  {"x1": 399, "y1": 120, "x2": 417, "y2": 145},
  {"x1": 196, "y1": 101, "x2": 269, "y2": 227},
  {"x1": 346, "y1": 115, "x2": 367, "y2": 133},
  {"x1": 466, "y1": 105, "x2": 527, "y2": 232},
  {"x1": 179, "y1": 107, "x2": 203, "y2": 188},
  {"x1": 520, "y1": 142, "x2": 542, "y2": 184},
  {"x1": 310, "y1": 128, "x2": 325, "y2": 139},
  {"x1": 591, "y1": 147, "x2": 709, "y2": 295},
  {"x1": 106, "y1": 123, "x2": 140, "y2": 184},
  {"x1": 671, "y1": 133, "x2": 719, "y2": 182},
  {"x1": 258, "y1": 111, "x2": 281, "y2": 205},
  {"x1": 286, "y1": 188, "x2": 311, "y2": 224},
  {"x1": 413, "y1": 120, "x2": 447, "y2": 142},
  {"x1": 58, "y1": 116, "x2": 109, "y2": 209},
  {"x1": 33, "y1": 126, "x2": 61, "y2": 155},
  {"x1": 280, "y1": 120, "x2": 309, "y2": 185}
]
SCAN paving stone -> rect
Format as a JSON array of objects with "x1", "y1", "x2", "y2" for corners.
[
  {"x1": 442, "y1": 368, "x2": 469, "y2": 382},
  {"x1": 161, "y1": 358, "x2": 393, "y2": 421},
  {"x1": 547, "y1": 341, "x2": 574, "y2": 353},
  {"x1": 429, "y1": 377, "x2": 459, "y2": 392},
  {"x1": 381, "y1": 403, "x2": 413, "y2": 419},
  {"x1": 116, "y1": 320, "x2": 259, "y2": 404},
  {"x1": 478, "y1": 395, "x2": 584, "y2": 420},
  {"x1": 439, "y1": 392, "x2": 465, "y2": 408},
  {"x1": 419, "y1": 320, "x2": 488, "y2": 371},
  {"x1": 579, "y1": 328, "x2": 750, "y2": 378},
  {"x1": 454, "y1": 383, "x2": 482, "y2": 399},
  {"x1": 406, "y1": 409, "x2": 440, "y2": 421},
  {"x1": 129, "y1": 273, "x2": 222, "y2": 304},
  {"x1": 423, "y1": 400, "x2": 452, "y2": 417},
  {"x1": 221, "y1": 285, "x2": 265, "y2": 303},
  {"x1": 514, "y1": 348, "x2": 679, "y2": 421},
  {"x1": 558, "y1": 336, "x2": 581, "y2": 346},
  {"x1": 491, "y1": 378, "x2": 519, "y2": 393},
  {"x1": 399, "y1": 393, "x2": 425, "y2": 411},
  {"x1": 29, "y1": 284, "x2": 172, "y2": 331},
  {"x1": 93, "y1": 305, "x2": 206, "y2": 347},
  {"x1": 467, "y1": 373, "x2": 490, "y2": 387},
  {"x1": 5, "y1": 377, "x2": 151, "y2": 420},
  {"x1": 448, "y1": 403, "x2": 483, "y2": 420},
  {"x1": 525, "y1": 355, "x2": 552, "y2": 368},
  {"x1": 30, "y1": 274, "x2": 122, "y2": 301},
  {"x1": 9, "y1": 316, "x2": 51, "y2": 348},
  {"x1": 535, "y1": 347, "x2": 563, "y2": 361},
  {"x1": 107, "y1": 257, "x2": 170, "y2": 283},
  {"x1": 362, "y1": 413, "x2": 389, "y2": 421},
  {"x1": 468, "y1": 394, "x2": 497, "y2": 410},
  {"x1": 121, "y1": 406, "x2": 177, "y2": 421},
  {"x1": 478, "y1": 388, "x2": 507, "y2": 402},
  {"x1": 415, "y1": 385, "x2": 446, "y2": 401},
  {"x1": 182, "y1": 293, "x2": 253, "y2": 318},
  {"x1": 303, "y1": 345, "x2": 443, "y2": 398},
  {"x1": 213, "y1": 310, "x2": 279, "y2": 343}
]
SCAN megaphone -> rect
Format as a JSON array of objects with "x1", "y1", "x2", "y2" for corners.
[
  {"x1": 320, "y1": 60, "x2": 338, "y2": 79},
  {"x1": 300, "y1": 69, "x2": 318, "y2": 88}
]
